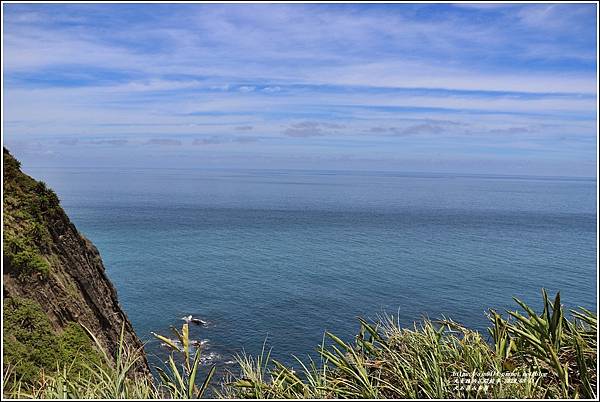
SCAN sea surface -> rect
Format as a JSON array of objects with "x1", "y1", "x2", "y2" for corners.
[{"x1": 25, "y1": 167, "x2": 597, "y2": 377}]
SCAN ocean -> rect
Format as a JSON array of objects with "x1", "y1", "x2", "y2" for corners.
[{"x1": 24, "y1": 167, "x2": 597, "y2": 377}]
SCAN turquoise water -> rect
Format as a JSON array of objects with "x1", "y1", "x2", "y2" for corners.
[{"x1": 25, "y1": 167, "x2": 597, "y2": 374}]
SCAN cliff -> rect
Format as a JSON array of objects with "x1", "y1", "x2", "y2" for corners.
[{"x1": 2, "y1": 148, "x2": 150, "y2": 381}]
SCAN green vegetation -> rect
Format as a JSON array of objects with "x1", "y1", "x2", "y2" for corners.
[
  {"x1": 3, "y1": 148, "x2": 58, "y2": 281},
  {"x1": 3, "y1": 321, "x2": 215, "y2": 399},
  {"x1": 2, "y1": 297, "x2": 103, "y2": 384},
  {"x1": 3, "y1": 322, "x2": 155, "y2": 399},
  {"x1": 2, "y1": 290, "x2": 596, "y2": 399},
  {"x1": 219, "y1": 290, "x2": 596, "y2": 399},
  {"x1": 3, "y1": 236, "x2": 51, "y2": 280},
  {"x1": 152, "y1": 324, "x2": 216, "y2": 398}
]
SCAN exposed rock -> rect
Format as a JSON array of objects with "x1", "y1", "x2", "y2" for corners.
[{"x1": 3, "y1": 147, "x2": 150, "y2": 376}]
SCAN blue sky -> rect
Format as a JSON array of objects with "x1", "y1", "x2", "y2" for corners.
[{"x1": 2, "y1": 2, "x2": 598, "y2": 176}]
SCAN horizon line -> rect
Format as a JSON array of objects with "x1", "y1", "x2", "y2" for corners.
[{"x1": 18, "y1": 165, "x2": 598, "y2": 181}]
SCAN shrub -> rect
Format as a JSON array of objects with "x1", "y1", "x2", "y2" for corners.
[
  {"x1": 3, "y1": 233, "x2": 51, "y2": 280},
  {"x1": 26, "y1": 221, "x2": 51, "y2": 247},
  {"x1": 2, "y1": 298, "x2": 101, "y2": 384},
  {"x1": 10, "y1": 249, "x2": 50, "y2": 279}
]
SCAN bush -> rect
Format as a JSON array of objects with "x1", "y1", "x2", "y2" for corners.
[
  {"x1": 2, "y1": 298, "x2": 102, "y2": 384},
  {"x1": 10, "y1": 249, "x2": 50, "y2": 279},
  {"x1": 3, "y1": 233, "x2": 51, "y2": 280},
  {"x1": 26, "y1": 221, "x2": 51, "y2": 247}
]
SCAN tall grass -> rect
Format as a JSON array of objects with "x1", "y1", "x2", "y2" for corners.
[
  {"x1": 220, "y1": 290, "x2": 597, "y2": 399},
  {"x1": 3, "y1": 289, "x2": 597, "y2": 399},
  {"x1": 3, "y1": 324, "x2": 156, "y2": 399},
  {"x1": 2, "y1": 323, "x2": 214, "y2": 399},
  {"x1": 151, "y1": 323, "x2": 216, "y2": 398}
]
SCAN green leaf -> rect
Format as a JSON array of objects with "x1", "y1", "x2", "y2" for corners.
[
  {"x1": 187, "y1": 349, "x2": 202, "y2": 398},
  {"x1": 151, "y1": 332, "x2": 180, "y2": 352},
  {"x1": 182, "y1": 323, "x2": 190, "y2": 369},
  {"x1": 196, "y1": 364, "x2": 216, "y2": 398}
]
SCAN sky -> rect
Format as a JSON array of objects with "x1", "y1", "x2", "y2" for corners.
[{"x1": 2, "y1": 2, "x2": 598, "y2": 176}]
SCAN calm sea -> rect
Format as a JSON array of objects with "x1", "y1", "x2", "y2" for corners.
[{"x1": 25, "y1": 167, "x2": 597, "y2": 376}]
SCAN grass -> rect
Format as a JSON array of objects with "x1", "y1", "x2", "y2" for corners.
[
  {"x1": 220, "y1": 289, "x2": 596, "y2": 399},
  {"x1": 3, "y1": 320, "x2": 216, "y2": 399},
  {"x1": 152, "y1": 323, "x2": 216, "y2": 398},
  {"x1": 2, "y1": 290, "x2": 597, "y2": 399}
]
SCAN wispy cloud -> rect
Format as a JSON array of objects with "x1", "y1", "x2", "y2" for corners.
[
  {"x1": 487, "y1": 126, "x2": 539, "y2": 136},
  {"x1": 233, "y1": 136, "x2": 259, "y2": 143},
  {"x1": 262, "y1": 86, "x2": 281, "y2": 93},
  {"x1": 396, "y1": 124, "x2": 447, "y2": 136},
  {"x1": 192, "y1": 135, "x2": 259, "y2": 145},
  {"x1": 89, "y1": 139, "x2": 129, "y2": 146},
  {"x1": 2, "y1": 3, "x2": 597, "y2": 176},
  {"x1": 145, "y1": 138, "x2": 182, "y2": 146},
  {"x1": 58, "y1": 138, "x2": 80, "y2": 145},
  {"x1": 238, "y1": 86, "x2": 256, "y2": 93},
  {"x1": 283, "y1": 121, "x2": 346, "y2": 137},
  {"x1": 192, "y1": 137, "x2": 224, "y2": 145}
]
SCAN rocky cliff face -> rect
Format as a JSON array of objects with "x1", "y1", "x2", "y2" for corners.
[{"x1": 2, "y1": 148, "x2": 149, "y2": 378}]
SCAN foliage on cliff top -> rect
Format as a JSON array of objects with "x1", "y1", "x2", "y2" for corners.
[{"x1": 3, "y1": 148, "x2": 58, "y2": 280}]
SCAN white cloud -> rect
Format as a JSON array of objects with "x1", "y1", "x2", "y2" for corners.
[
  {"x1": 262, "y1": 86, "x2": 281, "y2": 93},
  {"x1": 238, "y1": 86, "x2": 256, "y2": 93},
  {"x1": 2, "y1": 3, "x2": 596, "y2": 175}
]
